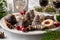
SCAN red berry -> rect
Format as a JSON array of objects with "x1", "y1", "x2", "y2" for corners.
[
  {"x1": 20, "y1": 10, "x2": 26, "y2": 15},
  {"x1": 54, "y1": 21, "x2": 60, "y2": 27},
  {"x1": 16, "y1": 26, "x2": 20, "y2": 30},
  {"x1": 21, "y1": 27, "x2": 26, "y2": 32},
  {"x1": 20, "y1": 26, "x2": 25, "y2": 30}
]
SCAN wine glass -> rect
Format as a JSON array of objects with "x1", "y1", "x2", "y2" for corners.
[
  {"x1": 53, "y1": 0, "x2": 60, "y2": 14},
  {"x1": 39, "y1": 0, "x2": 48, "y2": 12}
]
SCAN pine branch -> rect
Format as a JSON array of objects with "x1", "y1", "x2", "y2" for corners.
[
  {"x1": 0, "y1": 0, "x2": 6, "y2": 19},
  {"x1": 42, "y1": 30, "x2": 60, "y2": 40}
]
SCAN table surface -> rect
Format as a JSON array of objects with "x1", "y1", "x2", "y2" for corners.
[{"x1": 0, "y1": 0, "x2": 44, "y2": 40}]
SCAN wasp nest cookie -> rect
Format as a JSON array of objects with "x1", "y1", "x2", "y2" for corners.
[{"x1": 41, "y1": 19, "x2": 54, "y2": 29}]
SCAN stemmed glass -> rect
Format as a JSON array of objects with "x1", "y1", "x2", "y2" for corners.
[
  {"x1": 39, "y1": 0, "x2": 48, "y2": 12},
  {"x1": 53, "y1": 0, "x2": 60, "y2": 14}
]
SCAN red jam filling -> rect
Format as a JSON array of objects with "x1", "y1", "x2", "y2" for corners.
[{"x1": 45, "y1": 21, "x2": 50, "y2": 24}]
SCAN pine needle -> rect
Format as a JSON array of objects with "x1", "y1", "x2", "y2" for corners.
[{"x1": 42, "y1": 30, "x2": 60, "y2": 40}]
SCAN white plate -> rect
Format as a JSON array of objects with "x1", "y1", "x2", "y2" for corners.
[{"x1": 0, "y1": 13, "x2": 60, "y2": 35}]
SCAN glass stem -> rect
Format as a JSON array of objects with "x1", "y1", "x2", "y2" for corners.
[
  {"x1": 42, "y1": 7, "x2": 45, "y2": 12},
  {"x1": 56, "y1": 9, "x2": 59, "y2": 14}
]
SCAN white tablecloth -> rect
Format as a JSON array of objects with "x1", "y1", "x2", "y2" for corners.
[{"x1": 0, "y1": 0, "x2": 44, "y2": 40}]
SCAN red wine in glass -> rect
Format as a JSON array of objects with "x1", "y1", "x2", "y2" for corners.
[
  {"x1": 39, "y1": 0, "x2": 48, "y2": 7},
  {"x1": 53, "y1": 1, "x2": 60, "y2": 9},
  {"x1": 53, "y1": 1, "x2": 60, "y2": 14}
]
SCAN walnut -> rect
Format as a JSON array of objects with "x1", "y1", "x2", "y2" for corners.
[{"x1": 0, "y1": 32, "x2": 5, "y2": 38}]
